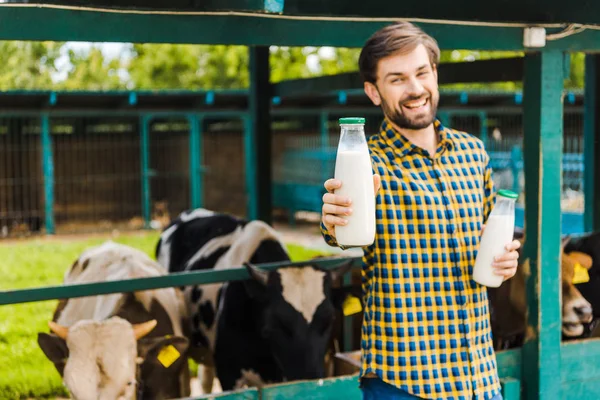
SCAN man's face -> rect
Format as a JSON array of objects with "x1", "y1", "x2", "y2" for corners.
[{"x1": 365, "y1": 44, "x2": 439, "y2": 130}]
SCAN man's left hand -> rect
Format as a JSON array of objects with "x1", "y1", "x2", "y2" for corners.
[{"x1": 493, "y1": 240, "x2": 521, "y2": 281}]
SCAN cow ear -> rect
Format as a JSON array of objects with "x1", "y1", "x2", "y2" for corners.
[
  {"x1": 137, "y1": 336, "x2": 190, "y2": 395},
  {"x1": 331, "y1": 285, "x2": 363, "y2": 311},
  {"x1": 567, "y1": 251, "x2": 593, "y2": 270},
  {"x1": 38, "y1": 332, "x2": 69, "y2": 376}
]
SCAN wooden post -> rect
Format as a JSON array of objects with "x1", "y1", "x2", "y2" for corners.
[
  {"x1": 41, "y1": 113, "x2": 54, "y2": 235},
  {"x1": 189, "y1": 114, "x2": 203, "y2": 209},
  {"x1": 140, "y1": 115, "x2": 151, "y2": 229},
  {"x1": 247, "y1": 46, "x2": 272, "y2": 223},
  {"x1": 521, "y1": 50, "x2": 564, "y2": 400},
  {"x1": 584, "y1": 54, "x2": 600, "y2": 232}
]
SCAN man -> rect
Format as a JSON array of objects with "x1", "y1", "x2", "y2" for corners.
[{"x1": 320, "y1": 22, "x2": 521, "y2": 400}]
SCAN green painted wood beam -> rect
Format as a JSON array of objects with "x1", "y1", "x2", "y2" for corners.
[
  {"x1": 2, "y1": 5, "x2": 600, "y2": 50},
  {"x1": 247, "y1": 46, "x2": 273, "y2": 224},
  {"x1": 199, "y1": 0, "x2": 284, "y2": 13},
  {"x1": 0, "y1": 257, "x2": 361, "y2": 306},
  {"x1": 584, "y1": 55, "x2": 600, "y2": 231},
  {"x1": 187, "y1": 387, "x2": 259, "y2": 399},
  {"x1": 140, "y1": 115, "x2": 151, "y2": 229},
  {"x1": 188, "y1": 114, "x2": 203, "y2": 209},
  {"x1": 282, "y1": 0, "x2": 600, "y2": 26},
  {"x1": 273, "y1": 58, "x2": 525, "y2": 97},
  {"x1": 260, "y1": 374, "x2": 361, "y2": 399},
  {"x1": 521, "y1": 50, "x2": 564, "y2": 400},
  {"x1": 41, "y1": 113, "x2": 55, "y2": 235}
]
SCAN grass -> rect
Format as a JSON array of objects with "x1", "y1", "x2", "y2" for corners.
[{"x1": 0, "y1": 231, "x2": 327, "y2": 400}]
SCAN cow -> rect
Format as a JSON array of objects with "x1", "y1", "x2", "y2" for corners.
[
  {"x1": 489, "y1": 230, "x2": 595, "y2": 350},
  {"x1": 563, "y1": 231, "x2": 600, "y2": 336},
  {"x1": 37, "y1": 241, "x2": 192, "y2": 400},
  {"x1": 155, "y1": 208, "x2": 354, "y2": 393}
]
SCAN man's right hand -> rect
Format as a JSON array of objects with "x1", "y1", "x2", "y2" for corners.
[{"x1": 321, "y1": 174, "x2": 381, "y2": 239}]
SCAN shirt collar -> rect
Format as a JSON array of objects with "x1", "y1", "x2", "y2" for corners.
[{"x1": 379, "y1": 117, "x2": 454, "y2": 159}]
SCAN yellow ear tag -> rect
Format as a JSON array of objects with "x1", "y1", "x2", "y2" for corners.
[
  {"x1": 572, "y1": 263, "x2": 591, "y2": 284},
  {"x1": 157, "y1": 345, "x2": 180, "y2": 368},
  {"x1": 342, "y1": 295, "x2": 362, "y2": 316}
]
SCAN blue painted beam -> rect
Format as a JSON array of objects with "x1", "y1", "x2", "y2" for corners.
[
  {"x1": 247, "y1": 46, "x2": 272, "y2": 223},
  {"x1": 189, "y1": 114, "x2": 203, "y2": 209},
  {"x1": 521, "y1": 50, "x2": 564, "y2": 400},
  {"x1": 41, "y1": 113, "x2": 54, "y2": 235},
  {"x1": 140, "y1": 115, "x2": 151, "y2": 229},
  {"x1": 584, "y1": 55, "x2": 600, "y2": 231}
]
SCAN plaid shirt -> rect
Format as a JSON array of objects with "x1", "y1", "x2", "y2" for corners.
[{"x1": 322, "y1": 119, "x2": 501, "y2": 400}]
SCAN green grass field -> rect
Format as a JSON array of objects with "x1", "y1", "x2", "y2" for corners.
[{"x1": 0, "y1": 231, "x2": 326, "y2": 400}]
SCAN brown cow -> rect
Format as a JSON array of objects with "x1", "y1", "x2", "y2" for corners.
[{"x1": 489, "y1": 232, "x2": 594, "y2": 350}]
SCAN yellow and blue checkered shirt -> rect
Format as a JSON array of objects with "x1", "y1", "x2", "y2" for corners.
[{"x1": 322, "y1": 119, "x2": 501, "y2": 400}]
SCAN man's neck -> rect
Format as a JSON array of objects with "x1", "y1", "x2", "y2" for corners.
[{"x1": 389, "y1": 120, "x2": 438, "y2": 155}]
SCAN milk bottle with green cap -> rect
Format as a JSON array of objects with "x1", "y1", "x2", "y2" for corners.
[
  {"x1": 473, "y1": 189, "x2": 519, "y2": 287},
  {"x1": 334, "y1": 117, "x2": 376, "y2": 247}
]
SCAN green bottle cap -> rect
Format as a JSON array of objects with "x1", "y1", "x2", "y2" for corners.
[
  {"x1": 339, "y1": 117, "x2": 365, "y2": 125},
  {"x1": 497, "y1": 189, "x2": 519, "y2": 200}
]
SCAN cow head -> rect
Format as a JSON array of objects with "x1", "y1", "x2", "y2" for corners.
[
  {"x1": 497, "y1": 234, "x2": 595, "y2": 343},
  {"x1": 242, "y1": 259, "x2": 354, "y2": 382},
  {"x1": 38, "y1": 317, "x2": 159, "y2": 400},
  {"x1": 560, "y1": 237, "x2": 594, "y2": 337}
]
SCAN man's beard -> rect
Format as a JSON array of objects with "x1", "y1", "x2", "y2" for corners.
[{"x1": 380, "y1": 92, "x2": 438, "y2": 130}]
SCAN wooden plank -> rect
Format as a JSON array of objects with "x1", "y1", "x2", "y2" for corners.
[
  {"x1": 496, "y1": 348, "x2": 522, "y2": 379},
  {"x1": 2, "y1": 5, "x2": 600, "y2": 50},
  {"x1": 272, "y1": 58, "x2": 524, "y2": 97},
  {"x1": 560, "y1": 339, "x2": 600, "y2": 383},
  {"x1": 189, "y1": 114, "x2": 203, "y2": 209},
  {"x1": 583, "y1": 55, "x2": 600, "y2": 231},
  {"x1": 521, "y1": 50, "x2": 564, "y2": 400},
  {"x1": 0, "y1": 257, "x2": 362, "y2": 306},
  {"x1": 140, "y1": 115, "x2": 151, "y2": 229},
  {"x1": 501, "y1": 378, "x2": 521, "y2": 400},
  {"x1": 261, "y1": 374, "x2": 361, "y2": 400},
  {"x1": 41, "y1": 113, "x2": 54, "y2": 235},
  {"x1": 246, "y1": 46, "x2": 272, "y2": 223},
  {"x1": 185, "y1": 387, "x2": 260, "y2": 400},
  {"x1": 560, "y1": 380, "x2": 600, "y2": 400}
]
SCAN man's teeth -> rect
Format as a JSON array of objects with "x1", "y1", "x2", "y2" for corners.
[{"x1": 404, "y1": 99, "x2": 427, "y2": 108}]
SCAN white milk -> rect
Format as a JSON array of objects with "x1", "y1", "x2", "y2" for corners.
[
  {"x1": 473, "y1": 214, "x2": 515, "y2": 287},
  {"x1": 334, "y1": 149, "x2": 376, "y2": 246}
]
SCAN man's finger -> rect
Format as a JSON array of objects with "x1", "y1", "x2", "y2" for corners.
[
  {"x1": 324, "y1": 179, "x2": 342, "y2": 193},
  {"x1": 322, "y1": 204, "x2": 352, "y2": 217},
  {"x1": 322, "y1": 192, "x2": 352, "y2": 207},
  {"x1": 323, "y1": 214, "x2": 348, "y2": 227},
  {"x1": 373, "y1": 174, "x2": 381, "y2": 194}
]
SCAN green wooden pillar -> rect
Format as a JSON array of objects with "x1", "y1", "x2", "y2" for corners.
[
  {"x1": 247, "y1": 46, "x2": 272, "y2": 223},
  {"x1": 584, "y1": 54, "x2": 600, "y2": 232},
  {"x1": 521, "y1": 50, "x2": 564, "y2": 400},
  {"x1": 140, "y1": 115, "x2": 151, "y2": 229},
  {"x1": 189, "y1": 114, "x2": 203, "y2": 209},
  {"x1": 41, "y1": 113, "x2": 55, "y2": 235},
  {"x1": 478, "y1": 111, "x2": 488, "y2": 147}
]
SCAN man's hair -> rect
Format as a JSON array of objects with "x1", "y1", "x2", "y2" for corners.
[{"x1": 358, "y1": 21, "x2": 441, "y2": 84}]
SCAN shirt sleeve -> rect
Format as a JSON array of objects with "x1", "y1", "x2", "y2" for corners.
[
  {"x1": 320, "y1": 220, "x2": 339, "y2": 247},
  {"x1": 482, "y1": 150, "x2": 497, "y2": 221}
]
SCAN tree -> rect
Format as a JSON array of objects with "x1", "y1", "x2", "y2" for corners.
[
  {"x1": 60, "y1": 46, "x2": 126, "y2": 90},
  {"x1": 0, "y1": 41, "x2": 64, "y2": 90}
]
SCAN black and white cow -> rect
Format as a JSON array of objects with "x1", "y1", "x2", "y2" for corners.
[
  {"x1": 563, "y1": 231, "x2": 600, "y2": 336},
  {"x1": 155, "y1": 208, "x2": 353, "y2": 392}
]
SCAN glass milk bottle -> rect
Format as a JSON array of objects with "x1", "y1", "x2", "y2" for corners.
[
  {"x1": 333, "y1": 117, "x2": 376, "y2": 247},
  {"x1": 473, "y1": 189, "x2": 519, "y2": 287}
]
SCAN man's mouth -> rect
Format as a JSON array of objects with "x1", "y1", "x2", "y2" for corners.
[{"x1": 402, "y1": 97, "x2": 429, "y2": 112}]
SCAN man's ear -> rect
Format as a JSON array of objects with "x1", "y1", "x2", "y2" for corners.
[
  {"x1": 38, "y1": 333, "x2": 69, "y2": 376},
  {"x1": 364, "y1": 82, "x2": 381, "y2": 106}
]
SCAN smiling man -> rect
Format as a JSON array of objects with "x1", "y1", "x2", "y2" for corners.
[{"x1": 320, "y1": 22, "x2": 521, "y2": 400}]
